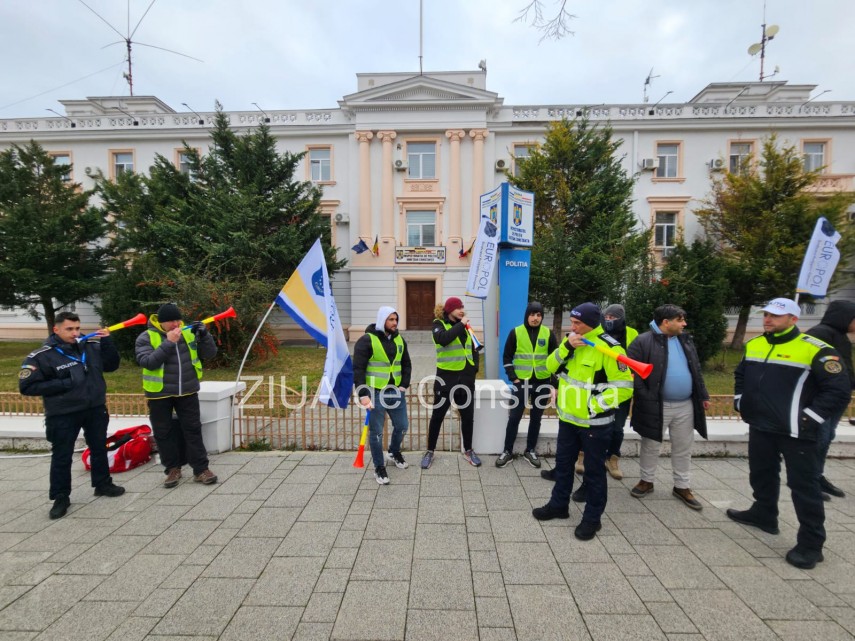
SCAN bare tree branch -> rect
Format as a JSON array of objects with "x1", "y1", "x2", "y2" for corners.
[{"x1": 516, "y1": 0, "x2": 576, "y2": 42}]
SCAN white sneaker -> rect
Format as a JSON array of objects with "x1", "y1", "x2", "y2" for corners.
[
  {"x1": 385, "y1": 451, "x2": 409, "y2": 469},
  {"x1": 374, "y1": 465, "x2": 390, "y2": 485}
]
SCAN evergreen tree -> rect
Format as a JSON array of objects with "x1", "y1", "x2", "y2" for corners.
[{"x1": 0, "y1": 142, "x2": 110, "y2": 332}]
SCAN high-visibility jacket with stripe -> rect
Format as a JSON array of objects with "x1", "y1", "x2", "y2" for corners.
[
  {"x1": 546, "y1": 326, "x2": 634, "y2": 428},
  {"x1": 734, "y1": 327, "x2": 851, "y2": 440},
  {"x1": 365, "y1": 333, "x2": 404, "y2": 388},
  {"x1": 512, "y1": 324, "x2": 551, "y2": 380},
  {"x1": 142, "y1": 328, "x2": 202, "y2": 393},
  {"x1": 435, "y1": 320, "x2": 474, "y2": 371}
]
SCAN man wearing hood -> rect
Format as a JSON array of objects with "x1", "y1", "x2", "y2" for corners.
[
  {"x1": 496, "y1": 301, "x2": 558, "y2": 468},
  {"x1": 19, "y1": 312, "x2": 125, "y2": 519},
  {"x1": 806, "y1": 300, "x2": 855, "y2": 499},
  {"x1": 135, "y1": 303, "x2": 218, "y2": 488},
  {"x1": 352, "y1": 306, "x2": 412, "y2": 485}
]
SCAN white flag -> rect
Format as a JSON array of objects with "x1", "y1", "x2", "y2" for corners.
[
  {"x1": 465, "y1": 218, "x2": 500, "y2": 299},
  {"x1": 795, "y1": 217, "x2": 841, "y2": 298}
]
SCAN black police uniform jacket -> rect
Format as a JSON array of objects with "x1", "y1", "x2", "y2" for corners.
[{"x1": 19, "y1": 334, "x2": 120, "y2": 417}]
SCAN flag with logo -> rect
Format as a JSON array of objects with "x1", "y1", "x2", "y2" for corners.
[
  {"x1": 796, "y1": 217, "x2": 842, "y2": 298},
  {"x1": 351, "y1": 239, "x2": 369, "y2": 254},
  {"x1": 465, "y1": 218, "x2": 500, "y2": 299},
  {"x1": 275, "y1": 239, "x2": 353, "y2": 407}
]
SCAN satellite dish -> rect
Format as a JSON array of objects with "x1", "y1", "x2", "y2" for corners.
[
  {"x1": 765, "y1": 24, "x2": 779, "y2": 38},
  {"x1": 748, "y1": 43, "x2": 762, "y2": 56}
]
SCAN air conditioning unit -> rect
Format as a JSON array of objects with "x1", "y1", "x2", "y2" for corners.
[
  {"x1": 393, "y1": 158, "x2": 408, "y2": 171},
  {"x1": 641, "y1": 158, "x2": 659, "y2": 171},
  {"x1": 709, "y1": 158, "x2": 726, "y2": 171},
  {"x1": 495, "y1": 158, "x2": 508, "y2": 171},
  {"x1": 334, "y1": 213, "x2": 349, "y2": 224}
]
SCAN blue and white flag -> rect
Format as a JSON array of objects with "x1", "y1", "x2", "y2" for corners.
[
  {"x1": 796, "y1": 217, "x2": 842, "y2": 298},
  {"x1": 465, "y1": 218, "x2": 500, "y2": 299},
  {"x1": 275, "y1": 239, "x2": 353, "y2": 408}
]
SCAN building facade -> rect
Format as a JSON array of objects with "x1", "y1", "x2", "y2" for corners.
[{"x1": 1, "y1": 70, "x2": 853, "y2": 340}]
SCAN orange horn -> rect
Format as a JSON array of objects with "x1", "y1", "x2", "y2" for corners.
[
  {"x1": 210, "y1": 306, "x2": 237, "y2": 323},
  {"x1": 616, "y1": 354, "x2": 653, "y2": 380},
  {"x1": 121, "y1": 313, "x2": 147, "y2": 328}
]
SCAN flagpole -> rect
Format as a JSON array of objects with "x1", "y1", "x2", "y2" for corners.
[{"x1": 229, "y1": 299, "x2": 279, "y2": 444}]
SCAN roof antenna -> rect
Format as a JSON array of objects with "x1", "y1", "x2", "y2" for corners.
[
  {"x1": 77, "y1": 0, "x2": 203, "y2": 96},
  {"x1": 643, "y1": 68, "x2": 660, "y2": 103},
  {"x1": 418, "y1": 0, "x2": 424, "y2": 74}
]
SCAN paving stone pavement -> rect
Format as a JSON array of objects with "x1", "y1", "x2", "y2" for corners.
[{"x1": 2, "y1": 451, "x2": 855, "y2": 640}]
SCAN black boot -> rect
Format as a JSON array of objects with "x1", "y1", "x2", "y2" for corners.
[
  {"x1": 820, "y1": 476, "x2": 845, "y2": 498},
  {"x1": 49, "y1": 496, "x2": 70, "y2": 520},
  {"x1": 572, "y1": 482, "x2": 587, "y2": 503}
]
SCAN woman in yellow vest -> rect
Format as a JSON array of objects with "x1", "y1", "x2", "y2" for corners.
[{"x1": 352, "y1": 306, "x2": 412, "y2": 485}]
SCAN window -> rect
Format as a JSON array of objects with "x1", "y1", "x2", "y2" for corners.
[
  {"x1": 729, "y1": 142, "x2": 753, "y2": 174},
  {"x1": 655, "y1": 143, "x2": 679, "y2": 178},
  {"x1": 406, "y1": 211, "x2": 436, "y2": 246},
  {"x1": 513, "y1": 144, "x2": 533, "y2": 177},
  {"x1": 309, "y1": 147, "x2": 331, "y2": 182},
  {"x1": 407, "y1": 142, "x2": 436, "y2": 179},
  {"x1": 112, "y1": 151, "x2": 134, "y2": 177},
  {"x1": 654, "y1": 212, "x2": 677, "y2": 252},
  {"x1": 178, "y1": 152, "x2": 194, "y2": 177},
  {"x1": 803, "y1": 141, "x2": 826, "y2": 173},
  {"x1": 50, "y1": 153, "x2": 72, "y2": 182}
]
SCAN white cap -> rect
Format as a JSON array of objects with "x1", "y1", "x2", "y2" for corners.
[{"x1": 760, "y1": 298, "x2": 800, "y2": 317}]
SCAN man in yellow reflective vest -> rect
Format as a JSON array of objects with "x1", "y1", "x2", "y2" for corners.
[
  {"x1": 496, "y1": 301, "x2": 558, "y2": 469},
  {"x1": 729, "y1": 298, "x2": 850, "y2": 570},
  {"x1": 352, "y1": 306, "x2": 412, "y2": 485},
  {"x1": 532, "y1": 302, "x2": 634, "y2": 541},
  {"x1": 135, "y1": 303, "x2": 218, "y2": 488}
]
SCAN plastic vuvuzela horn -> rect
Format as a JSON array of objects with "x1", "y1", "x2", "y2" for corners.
[
  {"x1": 580, "y1": 337, "x2": 653, "y2": 379},
  {"x1": 77, "y1": 313, "x2": 146, "y2": 342},
  {"x1": 193, "y1": 306, "x2": 237, "y2": 326},
  {"x1": 353, "y1": 410, "x2": 370, "y2": 468}
]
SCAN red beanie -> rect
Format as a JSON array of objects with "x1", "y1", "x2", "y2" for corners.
[{"x1": 443, "y1": 297, "x2": 464, "y2": 315}]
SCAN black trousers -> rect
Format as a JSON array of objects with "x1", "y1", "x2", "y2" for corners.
[
  {"x1": 550, "y1": 420, "x2": 611, "y2": 524},
  {"x1": 748, "y1": 426, "x2": 825, "y2": 552},
  {"x1": 45, "y1": 405, "x2": 112, "y2": 500},
  {"x1": 503, "y1": 379, "x2": 552, "y2": 453},
  {"x1": 148, "y1": 394, "x2": 209, "y2": 475},
  {"x1": 427, "y1": 374, "x2": 475, "y2": 451}
]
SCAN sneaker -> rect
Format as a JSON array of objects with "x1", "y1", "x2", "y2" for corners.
[
  {"x1": 193, "y1": 469, "x2": 218, "y2": 485},
  {"x1": 49, "y1": 495, "x2": 70, "y2": 520},
  {"x1": 820, "y1": 476, "x2": 845, "y2": 498},
  {"x1": 672, "y1": 487, "x2": 703, "y2": 511},
  {"x1": 374, "y1": 465, "x2": 390, "y2": 485},
  {"x1": 463, "y1": 450, "x2": 482, "y2": 467},
  {"x1": 541, "y1": 468, "x2": 556, "y2": 482},
  {"x1": 725, "y1": 508, "x2": 779, "y2": 535},
  {"x1": 605, "y1": 455, "x2": 623, "y2": 480},
  {"x1": 785, "y1": 546, "x2": 824, "y2": 570},
  {"x1": 630, "y1": 480, "x2": 654, "y2": 499},
  {"x1": 496, "y1": 450, "x2": 513, "y2": 468},
  {"x1": 163, "y1": 468, "x2": 182, "y2": 489},
  {"x1": 572, "y1": 482, "x2": 587, "y2": 503},
  {"x1": 574, "y1": 452, "x2": 585, "y2": 475},
  {"x1": 420, "y1": 450, "x2": 434, "y2": 470},
  {"x1": 386, "y1": 451, "x2": 409, "y2": 469},
  {"x1": 532, "y1": 504, "x2": 570, "y2": 520},
  {"x1": 93, "y1": 483, "x2": 126, "y2": 497},
  {"x1": 523, "y1": 450, "x2": 542, "y2": 468},
  {"x1": 574, "y1": 520, "x2": 602, "y2": 541}
]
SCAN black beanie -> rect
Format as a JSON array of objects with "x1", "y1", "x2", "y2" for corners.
[
  {"x1": 570, "y1": 302, "x2": 601, "y2": 329},
  {"x1": 156, "y1": 303, "x2": 183, "y2": 323}
]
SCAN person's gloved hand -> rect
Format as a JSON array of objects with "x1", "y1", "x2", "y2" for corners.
[{"x1": 190, "y1": 321, "x2": 208, "y2": 338}]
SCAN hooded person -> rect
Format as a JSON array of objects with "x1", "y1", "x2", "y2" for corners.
[
  {"x1": 421, "y1": 296, "x2": 482, "y2": 470},
  {"x1": 495, "y1": 301, "x2": 559, "y2": 469},
  {"x1": 806, "y1": 300, "x2": 855, "y2": 499},
  {"x1": 135, "y1": 303, "x2": 219, "y2": 488},
  {"x1": 352, "y1": 306, "x2": 412, "y2": 485}
]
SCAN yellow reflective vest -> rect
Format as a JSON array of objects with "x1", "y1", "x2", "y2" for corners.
[
  {"x1": 512, "y1": 324, "x2": 551, "y2": 380},
  {"x1": 142, "y1": 328, "x2": 202, "y2": 393},
  {"x1": 365, "y1": 333, "x2": 404, "y2": 388},
  {"x1": 435, "y1": 320, "x2": 474, "y2": 371}
]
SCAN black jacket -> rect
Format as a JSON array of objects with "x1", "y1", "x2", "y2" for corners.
[
  {"x1": 627, "y1": 328, "x2": 709, "y2": 441},
  {"x1": 806, "y1": 300, "x2": 855, "y2": 390},
  {"x1": 19, "y1": 334, "x2": 120, "y2": 417},
  {"x1": 432, "y1": 315, "x2": 479, "y2": 383},
  {"x1": 352, "y1": 323, "x2": 412, "y2": 398}
]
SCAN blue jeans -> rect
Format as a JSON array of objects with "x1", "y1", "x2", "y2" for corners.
[
  {"x1": 367, "y1": 387, "x2": 409, "y2": 468},
  {"x1": 816, "y1": 410, "x2": 844, "y2": 477},
  {"x1": 550, "y1": 420, "x2": 611, "y2": 524}
]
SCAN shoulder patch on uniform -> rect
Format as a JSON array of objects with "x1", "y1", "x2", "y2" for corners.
[
  {"x1": 18, "y1": 369, "x2": 32, "y2": 379},
  {"x1": 26, "y1": 346, "x2": 51, "y2": 358},
  {"x1": 824, "y1": 360, "x2": 844, "y2": 374},
  {"x1": 800, "y1": 334, "x2": 829, "y2": 349},
  {"x1": 617, "y1": 362, "x2": 628, "y2": 372},
  {"x1": 598, "y1": 333, "x2": 620, "y2": 348}
]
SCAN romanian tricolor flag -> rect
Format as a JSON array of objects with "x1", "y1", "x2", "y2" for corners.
[
  {"x1": 275, "y1": 239, "x2": 353, "y2": 408},
  {"x1": 459, "y1": 237, "x2": 476, "y2": 258},
  {"x1": 371, "y1": 235, "x2": 379, "y2": 257}
]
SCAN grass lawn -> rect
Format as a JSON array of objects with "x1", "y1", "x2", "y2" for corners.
[{"x1": 1, "y1": 340, "x2": 327, "y2": 394}]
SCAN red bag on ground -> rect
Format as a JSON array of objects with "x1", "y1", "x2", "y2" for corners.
[{"x1": 82, "y1": 425, "x2": 153, "y2": 473}]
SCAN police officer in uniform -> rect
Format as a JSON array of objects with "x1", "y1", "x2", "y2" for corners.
[
  {"x1": 352, "y1": 306, "x2": 412, "y2": 485},
  {"x1": 496, "y1": 301, "x2": 558, "y2": 468},
  {"x1": 532, "y1": 302, "x2": 634, "y2": 540},
  {"x1": 729, "y1": 298, "x2": 850, "y2": 569},
  {"x1": 19, "y1": 311, "x2": 125, "y2": 519}
]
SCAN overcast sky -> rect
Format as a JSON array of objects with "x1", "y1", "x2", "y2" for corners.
[{"x1": 1, "y1": 0, "x2": 852, "y2": 119}]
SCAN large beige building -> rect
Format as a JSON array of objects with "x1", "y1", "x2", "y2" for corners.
[{"x1": 1, "y1": 70, "x2": 853, "y2": 339}]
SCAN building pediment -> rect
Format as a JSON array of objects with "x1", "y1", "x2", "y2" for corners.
[{"x1": 339, "y1": 74, "x2": 502, "y2": 112}]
